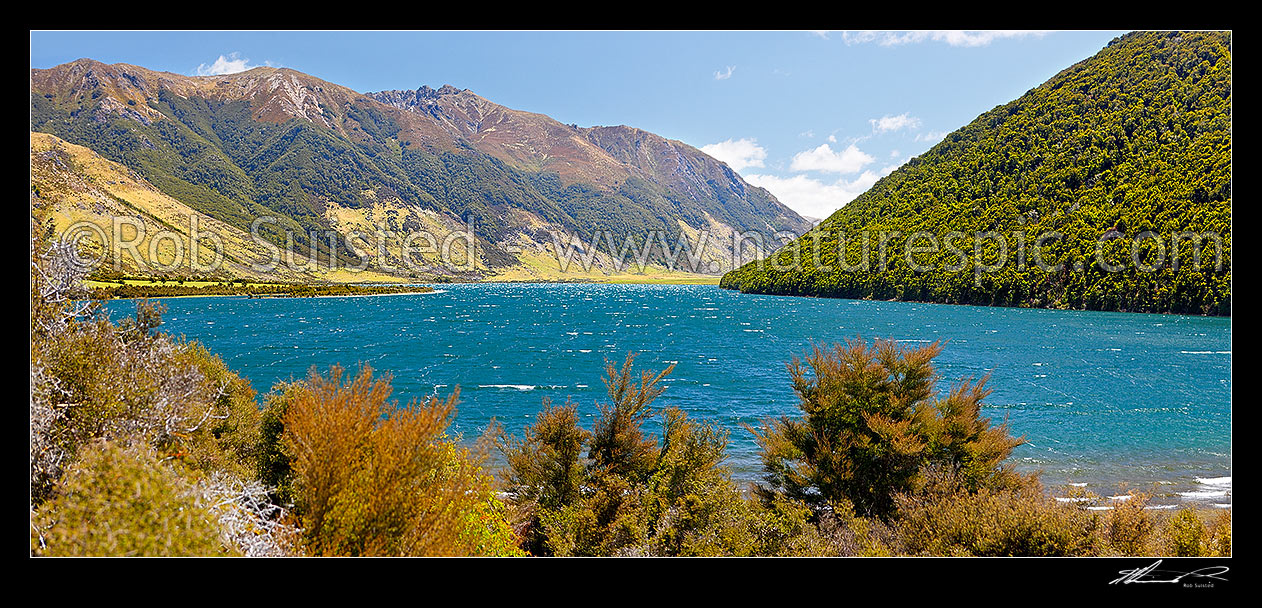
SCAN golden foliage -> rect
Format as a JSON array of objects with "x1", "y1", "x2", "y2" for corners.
[{"x1": 281, "y1": 364, "x2": 519, "y2": 556}]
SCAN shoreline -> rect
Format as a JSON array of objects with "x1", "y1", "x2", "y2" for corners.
[{"x1": 719, "y1": 286, "x2": 1234, "y2": 319}]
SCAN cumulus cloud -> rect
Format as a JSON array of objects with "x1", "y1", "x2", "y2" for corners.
[
  {"x1": 842, "y1": 30, "x2": 1051, "y2": 47},
  {"x1": 869, "y1": 113, "x2": 921, "y2": 133},
  {"x1": 745, "y1": 171, "x2": 881, "y2": 219},
  {"x1": 789, "y1": 143, "x2": 875, "y2": 174},
  {"x1": 916, "y1": 130, "x2": 947, "y2": 144},
  {"x1": 880, "y1": 160, "x2": 907, "y2": 176},
  {"x1": 714, "y1": 65, "x2": 736, "y2": 80},
  {"x1": 194, "y1": 52, "x2": 270, "y2": 76},
  {"x1": 701, "y1": 138, "x2": 767, "y2": 172}
]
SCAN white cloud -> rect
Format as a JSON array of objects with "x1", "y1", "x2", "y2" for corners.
[
  {"x1": 745, "y1": 171, "x2": 881, "y2": 218},
  {"x1": 714, "y1": 65, "x2": 736, "y2": 80},
  {"x1": 842, "y1": 30, "x2": 1051, "y2": 47},
  {"x1": 701, "y1": 138, "x2": 767, "y2": 172},
  {"x1": 789, "y1": 143, "x2": 875, "y2": 174},
  {"x1": 890, "y1": 149, "x2": 901, "y2": 158},
  {"x1": 799, "y1": 129, "x2": 815, "y2": 138},
  {"x1": 827, "y1": 134, "x2": 837, "y2": 143},
  {"x1": 916, "y1": 130, "x2": 947, "y2": 144},
  {"x1": 195, "y1": 52, "x2": 270, "y2": 76},
  {"x1": 880, "y1": 160, "x2": 906, "y2": 176},
  {"x1": 808, "y1": 30, "x2": 831, "y2": 39},
  {"x1": 869, "y1": 113, "x2": 921, "y2": 133}
]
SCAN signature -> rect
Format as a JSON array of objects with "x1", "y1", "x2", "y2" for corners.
[{"x1": 1110, "y1": 560, "x2": 1229, "y2": 585}]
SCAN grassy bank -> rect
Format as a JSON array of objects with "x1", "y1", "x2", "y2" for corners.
[{"x1": 84, "y1": 279, "x2": 435, "y2": 300}]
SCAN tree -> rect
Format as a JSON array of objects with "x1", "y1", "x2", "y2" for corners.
[
  {"x1": 275, "y1": 364, "x2": 522, "y2": 556},
  {"x1": 748, "y1": 338, "x2": 1024, "y2": 520}
]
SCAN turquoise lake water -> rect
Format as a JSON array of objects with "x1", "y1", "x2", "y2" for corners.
[{"x1": 105, "y1": 283, "x2": 1232, "y2": 507}]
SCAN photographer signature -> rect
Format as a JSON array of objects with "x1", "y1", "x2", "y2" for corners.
[{"x1": 1110, "y1": 560, "x2": 1229, "y2": 585}]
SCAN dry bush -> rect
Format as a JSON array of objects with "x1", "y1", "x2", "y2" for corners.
[
  {"x1": 199, "y1": 472, "x2": 299, "y2": 557},
  {"x1": 281, "y1": 364, "x2": 517, "y2": 556},
  {"x1": 1101, "y1": 492, "x2": 1156, "y2": 555},
  {"x1": 32, "y1": 301, "x2": 265, "y2": 503},
  {"x1": 1206, "y1": 509, "x2": 1231, "y2": 556},
  {"x1": 30, "y1": 217, "x2": 263, "y2": 511},
  {"x1": 30, "y1": 218, "x2": 95, "y2": 502}
]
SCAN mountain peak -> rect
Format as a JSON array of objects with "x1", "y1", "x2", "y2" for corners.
[
  {"x1": 369, "y1": 84, "x2": 474, "y2": 111},
  {"x1": 33, "y1": 57, "x2": 810, "y2": 276}
]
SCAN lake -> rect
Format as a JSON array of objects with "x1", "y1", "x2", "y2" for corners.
[{"x1": 105, "y1": 283, "x2": 1232, "y2": 507}]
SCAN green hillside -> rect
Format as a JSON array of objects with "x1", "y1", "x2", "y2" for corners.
[
  {"x1": 720, "y1": 31, "x2": 1231, "y2": 315},
  {"x1": 31, "y1": 61, "x2": 807, "y2": 279}
]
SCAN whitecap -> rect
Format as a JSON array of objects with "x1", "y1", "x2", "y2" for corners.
[
  {"x1": 1196, "y1": 476, "x2": 1231, "y2": 487},
  {"x1": 1179, "y1": 490, "x2": 1229, "y2": 499},
  {"x1": 479, "y1": 384, "x2": 536, "y2": 391}
]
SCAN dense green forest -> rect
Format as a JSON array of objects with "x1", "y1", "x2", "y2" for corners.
[
  {"x1": 29, "y1": 218, "x2": 1230, "y2": 556},
  {"x1": 721, "y1": 31, "x2": 1231, "y2": 315}
]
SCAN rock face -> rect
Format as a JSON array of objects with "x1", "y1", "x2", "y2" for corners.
[{"x1": 31, "y1": 59, "x2": 808, "y2": 279}]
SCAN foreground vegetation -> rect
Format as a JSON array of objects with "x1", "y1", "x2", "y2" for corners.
[{"x1": 30, "y1": 223, "x2": 1230, "y2": 556}]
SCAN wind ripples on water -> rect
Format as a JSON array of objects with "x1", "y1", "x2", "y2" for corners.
[{"x1": 107, "y1": 283, "x2": 1231, "y2": 507}]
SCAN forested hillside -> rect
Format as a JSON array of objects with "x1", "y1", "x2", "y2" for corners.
[{"x1": 721, "y1": 31, "x2": 1231, "y2": 315}]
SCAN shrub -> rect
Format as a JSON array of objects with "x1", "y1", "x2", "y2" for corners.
[
  {"x1": 1206, "y1": 509, "x2": 1231, "y2": 556},
  {"x1": 499, "y1": 354, "x2": 790, "y2": 556},
  {"x1": 894, "y1": 469, "x2": 1100, "y2": 556},
  {"x1": 256, "y1": 381, "x2": 302, "y2": 505},
  {"x1": 1102, "y1": 492, "x2": 1156, "y2": 556},
  {"x1": 1163, "y1": 508, "x2": 1208, "y2": 557},
  {"x1": 32, "y1": 441, "x2": 229, "y2": 556},
  {"x1": 279, "y1": 364, "x2": 519, "y2": 556},
  {"x1": 748, "y1": 338, "x2": 1024, "y2": 520},
  {"x1": 34, "y1": 298, "x2": 261, "y2": 487},
  {"x1": 496, "y1": 398, "x2": 590, "y2": 554}
]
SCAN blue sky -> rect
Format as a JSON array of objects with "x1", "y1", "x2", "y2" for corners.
[{"x1": 31, "y1": 30, "x2": 1127, "y2": 219}]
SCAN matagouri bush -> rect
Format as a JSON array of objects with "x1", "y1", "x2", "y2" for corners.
[{"x1": 29, "y1": 215, "x2": 1230, "y2": 557}]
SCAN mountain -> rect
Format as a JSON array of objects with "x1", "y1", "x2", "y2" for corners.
[
  {"x1": 720, "y1": 31, "x2": 1231, "y2": 315},
  {"x1": 30, "y1": 60, "x2": 808, "y2": 281}
]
